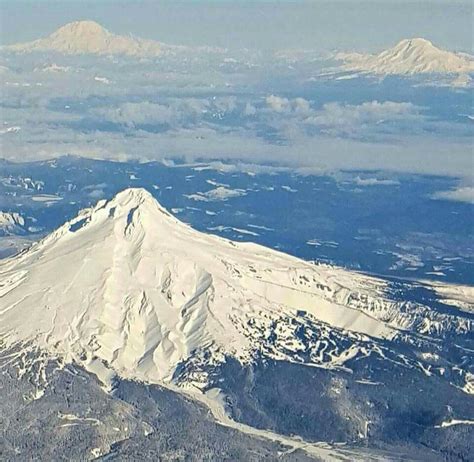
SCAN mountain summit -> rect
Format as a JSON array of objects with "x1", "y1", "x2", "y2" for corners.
[
  {"x1": 4, "y1": 20, "x2": 168, "y2": 56},
  {"x1": 47, "y1": 20, "x2": 112, "y2": 45},
  {"x1": 338, "y1": 37, "x2": 474, "y2": 75}
]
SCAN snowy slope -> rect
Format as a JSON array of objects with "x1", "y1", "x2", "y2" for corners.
[
  {"x1": 337, "y1": 38, "x2": 474, "y2": 75},
  {"x1": 1, "y1": 188, "x2": 472, "y2": 392},
  {"x1": 3, "y1": 20, "x2": 178, "y2": 57}
]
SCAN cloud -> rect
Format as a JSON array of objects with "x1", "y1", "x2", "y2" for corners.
[
  {"x1": 305, "y1": 101, "x2": 422, "y2": 136},
  {"x1": 431, "y1": 187, "x2": 474, "y2": 204},
  {"x1": 93, "y1": 102, "x2": 180, "y2": 127},
  {"x1": 353, "y1": 176, "x2": 400, "y2": 186},
  {"x1": 212, "y1": 96, "x2": 238, "y2": 114},
  {"x1": 87, "y1": 188, "x2": 106, "y2": 199},
  {"x1": 293, "y1": 97, "x2": 311, "y2": 114},
  {"x1": 265, "y1": 95, "x2": 311, "y2": 114},
  {"x1": 266, "y1": 95, "x2": 290, "y2": 113},
  {"x1": 261, "y1": 98, "x2": 433, "y2": 142},
  {"x1": 2, "y1": 120, "x2": 472, "y2": 179},
  {"x1": 1, "y1": 52, "x2": 472, "y2": 184},
  {"x1": 243, "y1": 102, "x2": 257, "y2": 116},
  {"x1": 91, "y1": 97, "x2": 245, "y2": 128}
]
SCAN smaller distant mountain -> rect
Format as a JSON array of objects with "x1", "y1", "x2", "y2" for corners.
[
  {"x1": 337, "y1": 38, "x2": 474, "y2": 76},
  {"x1": 3, "y1": 20, "x2": 185, "y2": 57}
]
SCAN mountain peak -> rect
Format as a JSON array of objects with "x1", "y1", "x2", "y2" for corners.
[
  {"x1": 387, "y1": 37, "x2": 443, "y2": 57},
  {"x1": 76, "y1": 187, "x2": 175, "y2": 231},
  {"x1": 113, "y1": 187, "x2": 158, "y2": 207},
  {"x1": 51, "y1": 20, "x2": 110, "y2": 39},
  {"x1": 339, "y1": 37, "x2": 474, "y2": 75},
  {"x1": 391, "y1": 38, "x2": 439, "y2": 54},
  {"x1": 100, "y1": 187, "x2": 175, "y2": 223},
  {"x1": 397, "y1": 37, "x2": 433, "y2": 48},
  {"x1": 5, "y1": 20, "x2": 166, "y2": 56},
  {"x1": 33, "y1": 188, "x2": 177, "y2": 249}
]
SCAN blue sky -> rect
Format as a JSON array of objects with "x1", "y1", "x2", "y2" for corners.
[{"x1": 1, "y1": 0, "x2": 472, "y2": 51}]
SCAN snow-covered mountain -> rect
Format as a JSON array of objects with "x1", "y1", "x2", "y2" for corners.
[
  {"x1": 3, "y1": 20, "x2": 179, "y2": 57},
  {"x1": 337, "y1": 38, "x2": 474, "y2": 75},
  {"x1": 0, "y1": 188, "x2": 385, "y2": 383},
  {"x1": 1, "y1": 188, "x2": 473, "y2": 458},
  {"x1": 1, "y1": 188, "x2": 471, "y2": 384}
]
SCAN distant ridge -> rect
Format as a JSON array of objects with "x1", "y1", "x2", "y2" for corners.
[{"x1": 337, "y1": 38, "x2": 474, "y2": 75}]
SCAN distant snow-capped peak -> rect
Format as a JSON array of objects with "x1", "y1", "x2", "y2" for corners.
[
  {"x1": 3, "y1": 20, "x2": 226, "y2": 57},
  {"x1": 337, "y1": 37, "x2": 474, "y2": 75},
  {"x1": 4, "y1": 20, "x2": 170, "y2": 57}
]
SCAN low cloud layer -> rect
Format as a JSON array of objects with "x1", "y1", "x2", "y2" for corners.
[
  {"x1": 432, "y1": 187, "x2": 474, "y2": 204},
  {"x1": 1, "y1": 51, "x2": 472, "y2": 182},
  {"x1": 306, "y1": 101, "x2": 421, "y2": 136}
]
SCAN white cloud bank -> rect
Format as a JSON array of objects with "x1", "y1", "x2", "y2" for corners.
[
  {"x1": 94, "y1": 102, "x2": 182, "y2": 127},
  {"x1": 1, "y1": 52, "x2": 472, "y2": 183},
  {"x1": 353, "y1": 176, "x2": 400, "y2": 186},
  {"x1": 432, "y1": 187, "x2": 474, "y2": 204},
  {"x1": 305, "y1": 101, "x2": 422, "y2": 136},
  {"x1": 311, "y1": 100, "x2": 418, "y2": 124},
  {"x1": 2, "y1": 121, "x2": 472, "y2": 179},
  {"x1": 266, "y1": 95, "x2": 310, "y2": 114},
  {"x1": 261, "y1": 97, "x2": 431, "y2": 141}
]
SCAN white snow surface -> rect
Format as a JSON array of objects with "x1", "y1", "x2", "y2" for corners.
[
  {"x1": 0, "y1": 188, "x2": 472, "y2": 389},
  {"x1": 428, "y1": 282, "x2": 474, "y2": 314},
  {"x1": 337, "y1": 38, "x2": 474, "y2": 76}
]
